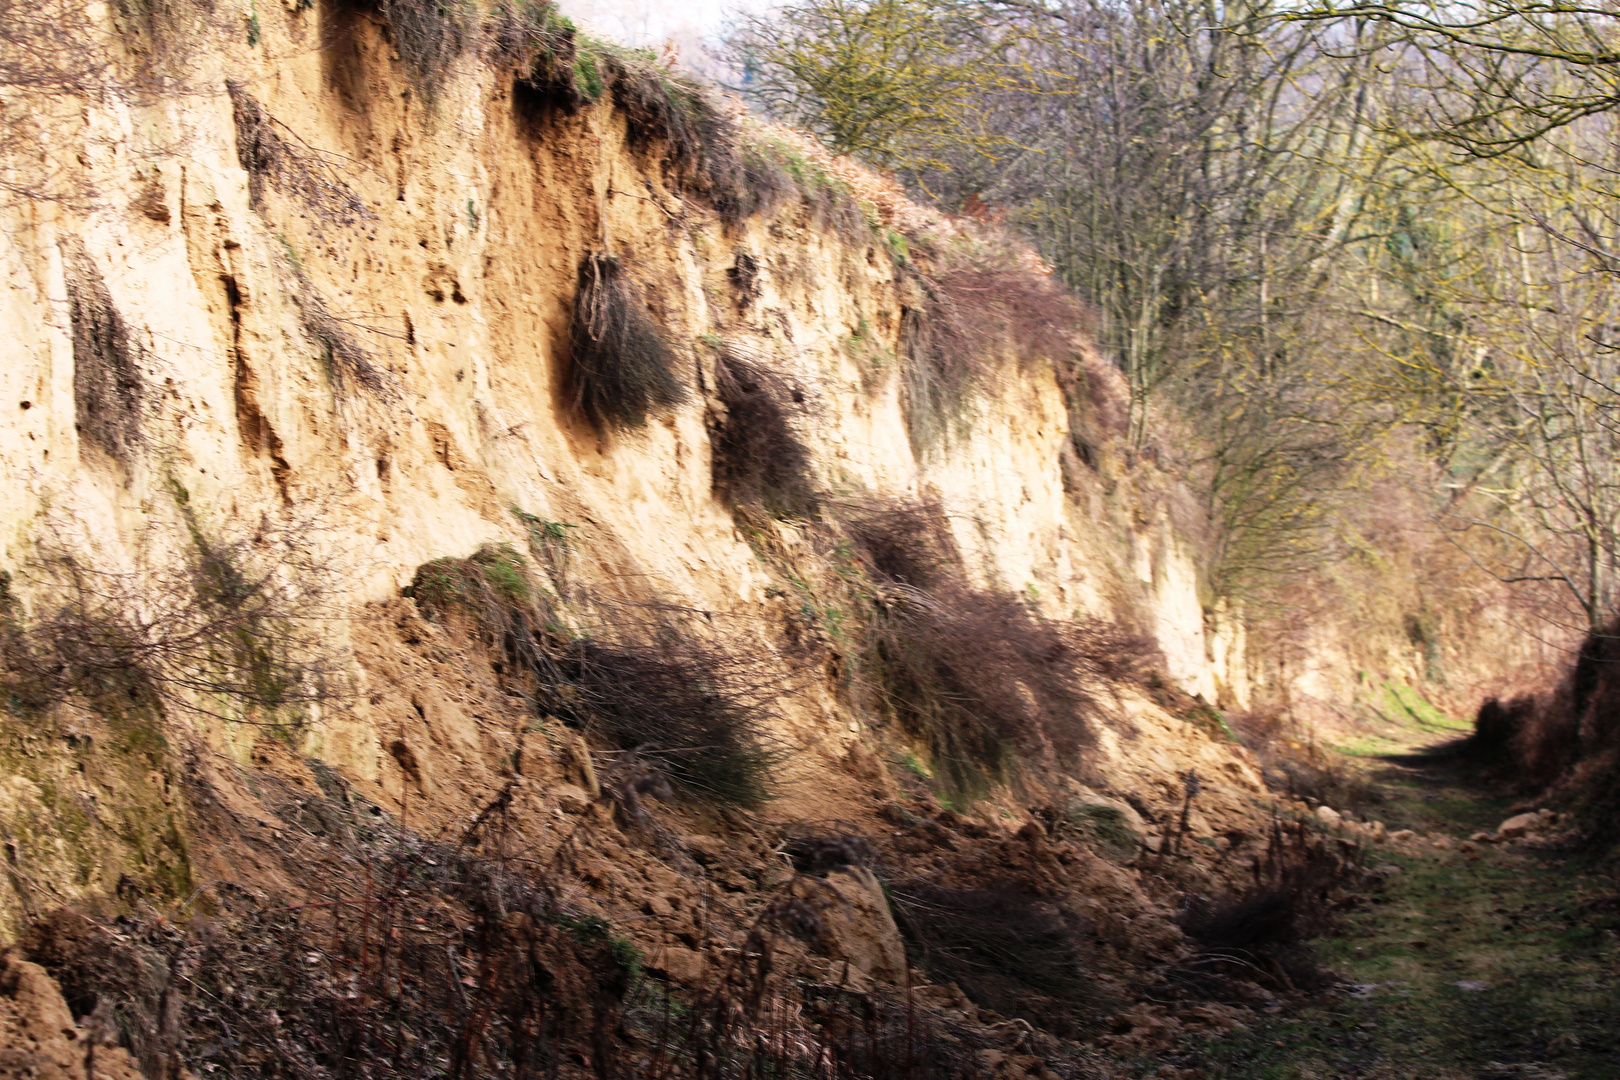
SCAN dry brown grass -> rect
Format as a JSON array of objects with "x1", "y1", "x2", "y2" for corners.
[
  {"x1": 899, "y1": 255, "x2": 1091, "y2": 452},
  {"x1": 1170, "y1": 818, "x2": 1358, "y2": 998},
  {"x1": 1464, "y1": 620, "x2": 1620, "y2": 850},
  {"x1": 379, "y1": 0, "x2": 475, "y2": 105},
  {"x1": 277, "y1": 249, "x2": 397, "y2": 399},
  {"x1": 709, "y1": 347, "x2": 818, "y2": 519},
  {"x1": 20, "y1": 757, "x2": 1007, "y2": 1079},
  {"x1": 569, "y1": 253, "x2": 688, "y2": 430},
  {"x1": 834, "y1": 498, "x2": 1155, "y2": 801},
  {"x1": 889, "y1": 879, "x2": 1098, "y2": 1031}
]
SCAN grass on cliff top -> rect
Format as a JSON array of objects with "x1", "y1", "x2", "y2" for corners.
[{"x1": 502, "y1": 5, "x2": 868, "y2": 236}]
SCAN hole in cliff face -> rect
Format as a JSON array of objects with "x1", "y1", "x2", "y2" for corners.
[{"x1": 510, "y1": 77, "x2": 576, "y2": 135}]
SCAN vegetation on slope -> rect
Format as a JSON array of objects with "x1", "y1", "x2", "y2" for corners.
[{"x1": 736, "y1": 0, "x2": 1620, "y2": 663}]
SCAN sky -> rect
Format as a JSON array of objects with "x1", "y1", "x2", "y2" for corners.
[{"x1": 556, "y1": 0, "x2": 757, "y2": 51}]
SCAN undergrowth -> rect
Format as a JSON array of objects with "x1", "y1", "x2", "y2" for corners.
[
  {"x1": 406, "y1": 544, "x2": 779, "y2": 806},
  {"x1": 569, "y1": 253, "x2": 688, "y2": 430},
  {"x1": 22, "y1": 757, "x2": 1006, "y2": 1078},
  {"x1": 889, "y1": 879, "x2": 1097, "y2": 1032},
  {"x1": 1465, "y1": 619, "x2": 1620, "y2": 851},
  {"x1": 708, "y1": 345, "x2": 818, "y2": 519},
  {"x1": 1168, "y1": 815, "x2": 1360, "y2": 1001},
  {"x1": 1229, "y1": 708, "x2": 1387, "y2": 815}
]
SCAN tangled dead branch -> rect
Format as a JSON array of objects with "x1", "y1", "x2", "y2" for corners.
[{"x1": 227, "y1": 81, "x2": 374, "y2": 228}]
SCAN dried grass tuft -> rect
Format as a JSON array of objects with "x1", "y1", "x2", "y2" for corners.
[
  {"x1": 564, "y1": 638, "x2": 782, "y2": 807},
  {"x1": 709, "y1": 347, "x2": 818, "y2": 519},
  {"x1": 569, "y1": 253, "x2": 688, "y2": 430},
  {"x1": 899, "y1": 256, "x2": 1089, "y2": 452},
  {"x1": 1172, "y1": 822, "x2": 1355, "y2": 996}
]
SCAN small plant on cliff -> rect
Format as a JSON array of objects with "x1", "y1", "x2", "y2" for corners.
[
  {"x1": 709, "y1": 345, "x2": 818, "y2": 519},
  {"x1": 569, "y1": 253, "x2": 688, "y2": 430}
]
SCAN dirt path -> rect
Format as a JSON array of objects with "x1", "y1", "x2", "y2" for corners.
[{"x1": 1175, "y1": 732, "x2": 1620, "y2": 1079}]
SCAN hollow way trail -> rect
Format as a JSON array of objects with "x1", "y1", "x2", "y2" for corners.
[{"x1": 1179, "y1": 738, "x2": 1620, "y2": 1080}]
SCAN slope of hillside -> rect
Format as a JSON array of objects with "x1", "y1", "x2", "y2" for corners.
[{"x1": 0, "y1": 2, "x2": 1441, "y2": 1075}]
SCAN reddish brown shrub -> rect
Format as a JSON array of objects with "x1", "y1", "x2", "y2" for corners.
[
  {"x1": 835, "y1": 499, "x2": 1155, "y2": 800},
  {"x1": 1483, "y1": 621, "x2": 1620, "y2": 848},
  {"x1": 1172, "y1": 824, "x2": 1354, "y2": 996}
]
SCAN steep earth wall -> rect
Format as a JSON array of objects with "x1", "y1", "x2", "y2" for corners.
[{"x1": 0, "y1": 3, "x2": 1384, "y2": 1073}]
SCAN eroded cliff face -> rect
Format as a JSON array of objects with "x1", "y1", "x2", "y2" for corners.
[{"x1": 0, "y1": 3, "x2": 1326, "y2": 1073}]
